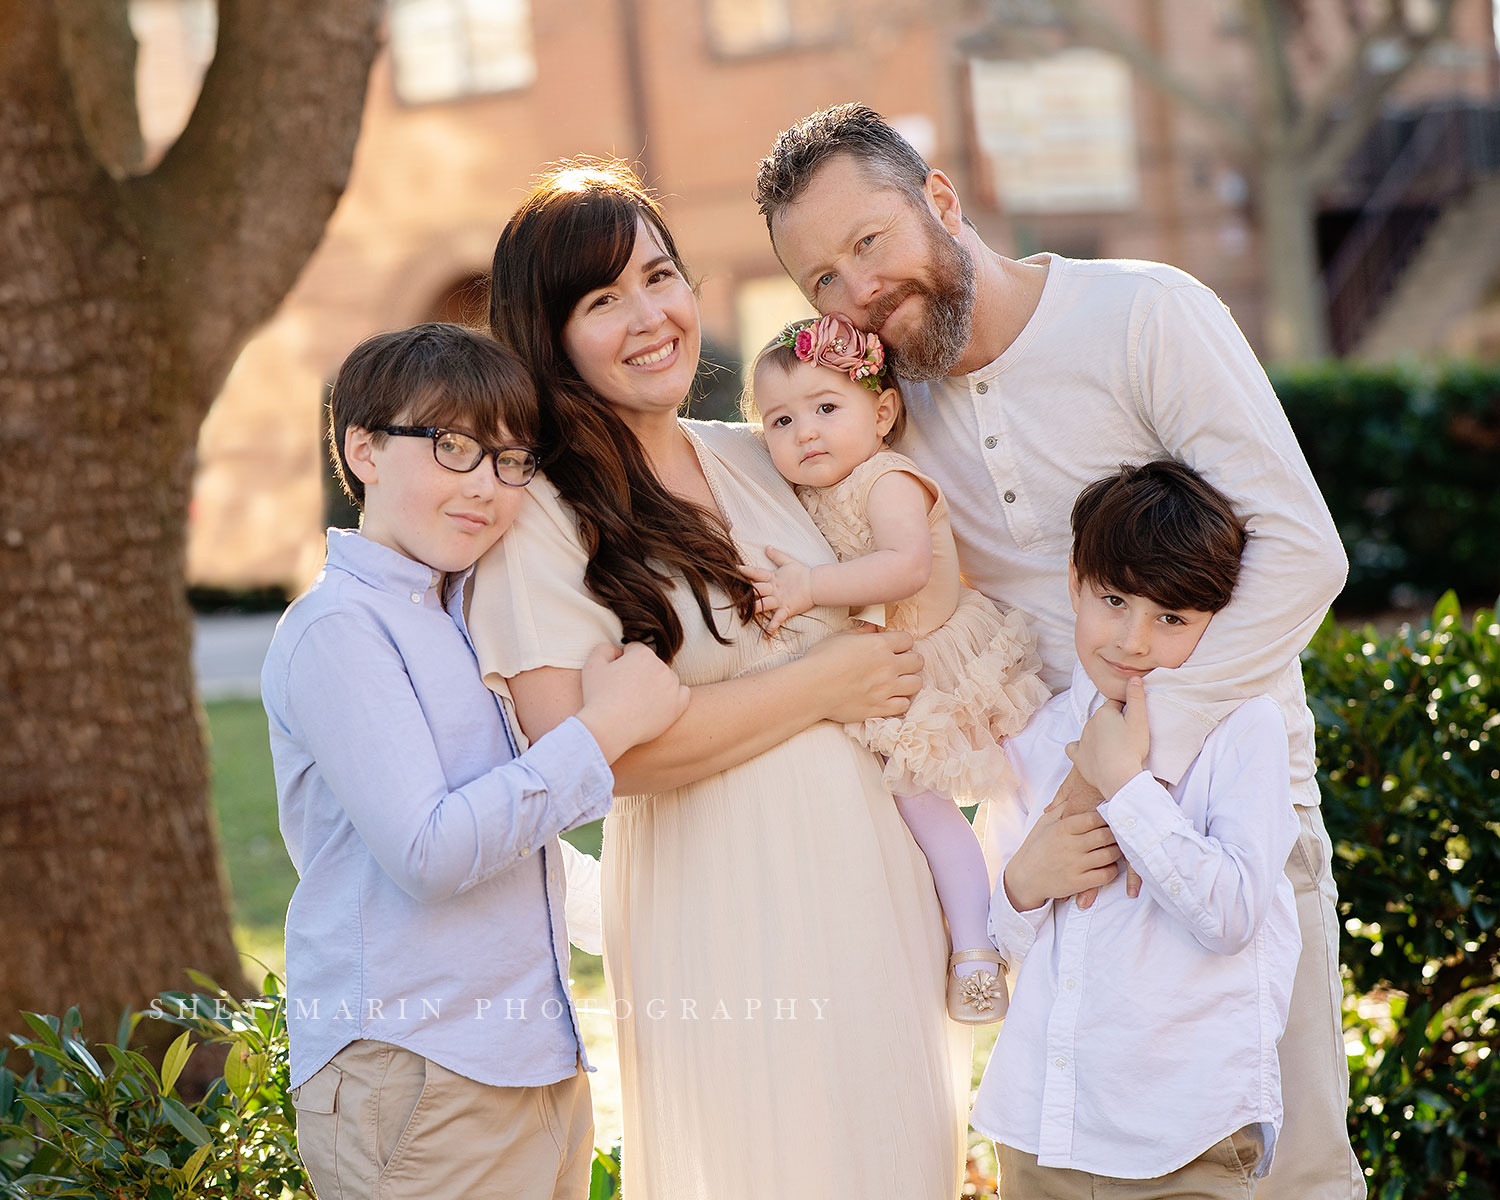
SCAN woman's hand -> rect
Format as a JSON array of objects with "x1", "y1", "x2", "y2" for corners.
[{"x1": 796, "y1": 627, "x2": 924, "y2": 723}]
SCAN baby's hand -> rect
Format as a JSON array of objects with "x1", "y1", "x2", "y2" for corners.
[
  {"x1": 1066, "y1": 676, "x2": 1151, "y2": 799},
  {"x1": 742, "y1": 545, "x2": 817, "y2": 634}
]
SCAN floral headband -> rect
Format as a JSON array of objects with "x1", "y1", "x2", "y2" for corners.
[{"x1": 773, "y1": 313, "x2": 888, "y2": 394}]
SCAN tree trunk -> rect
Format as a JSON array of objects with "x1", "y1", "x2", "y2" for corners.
[
  {"x1": 1257, "y1": 152, "x2": 1333, "y2": 362},
  {"x1": 0, "y1": 0, "x2": 381, "y2": 1038}
]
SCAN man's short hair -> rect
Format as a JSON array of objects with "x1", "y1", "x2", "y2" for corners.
[
  {"x1": 1071, "y1": 460, "x2": 1250, "y2": 613},
  {"x1": 328, "y1": 322, "x2": 538, "y2": 507},
  {"x1": 754, "y1": 103, "x2": 932, "y2": 235}
]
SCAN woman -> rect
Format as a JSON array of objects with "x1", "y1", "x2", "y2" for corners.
[{"x1": 469, "y1": 161, "x2": 968, "y2": 1199}]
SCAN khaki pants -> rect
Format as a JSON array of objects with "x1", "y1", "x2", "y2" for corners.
[
  {"x1": 1258, "y1": 806, "x2": 1365, "y2": 1200},
  {"x1": 293, "y1": 1040, "x2": 593, "y2": 1200},
  {"x1": 998, "y1": 1130, "x2": 1262, "y2": 1199}
]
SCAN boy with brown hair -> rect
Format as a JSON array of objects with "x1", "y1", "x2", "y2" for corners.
[
  {"x1": 263, "y1": 323, "x2": 688, "y2": 1200},
  {"x1": 972, "y1": 460, "x2": 1301, "y2": 1197}
]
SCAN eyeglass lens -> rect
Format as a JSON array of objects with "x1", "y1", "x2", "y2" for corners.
[{"x1": 432, "y1": 431, "x2": 536, "y2": 486}]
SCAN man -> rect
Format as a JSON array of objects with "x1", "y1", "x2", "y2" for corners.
[{"x1": 755, "y1": 103, "x2": 1362, "y2": 1200}]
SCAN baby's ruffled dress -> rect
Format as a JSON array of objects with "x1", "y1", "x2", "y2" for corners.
[{"x1": 798, "y1": 450, "x2": 1051, "y2": 804}]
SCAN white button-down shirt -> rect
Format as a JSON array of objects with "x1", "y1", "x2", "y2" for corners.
[
  {"x1": 971, "y1": 665, "x2": 1301, "y2": 1179},
  {"x1": 896, "y1": 254, "x2": 1347, "y2": 802}
]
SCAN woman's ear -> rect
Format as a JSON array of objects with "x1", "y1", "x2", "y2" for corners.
[
  {"x1": 1067, "y1": 559, "x2": 1083, "y2": 615},
  {"x1": 344, "y1": 426, "x2": 379, "y2": 487},
  {"x1": 874, "y1": 387, "x2": 901, "y2": 440}
]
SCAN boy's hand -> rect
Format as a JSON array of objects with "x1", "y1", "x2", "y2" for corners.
[
  {"x1": 742, "y1": 545, "x2": 816, "y2": 634},
  {"x1": 1067, "y1": 676, "x2": 1151, "y2": 800},
  {"x1": 1003, "y1": 801, "x2": 1122, "y2": 914},
  {"x1": 1044, "y1": 767, "x2": 1142, "y2": 907},
  {"x1": 576, "y1": 643, "x2": 691, "y2": 764}
]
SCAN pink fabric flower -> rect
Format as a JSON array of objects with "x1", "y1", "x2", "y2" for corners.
[
  {"x1": 804, "y1": 314, "x2": 867, "y2": 374},
  {"x1": 780, "y1": 313, "x2": 887, "y2": 392}
]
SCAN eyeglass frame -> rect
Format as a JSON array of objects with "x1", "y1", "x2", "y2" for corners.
[{"x1": 373, "y1": 425, "x2": 539, "y2": 487}]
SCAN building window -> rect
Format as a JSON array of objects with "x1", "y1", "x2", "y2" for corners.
[
  {"x1": 968, "y1": 48, "x2": 1139, "y2": 214},
  {"x1": 389, "y1": 0, "x2": 535, "y2": 105},
  {"x1": 735, "y1": 276, "x2": 814, "y2": 383},
  {"x1": 703, "y1": 0, "x2": 839, "y2": 57}
]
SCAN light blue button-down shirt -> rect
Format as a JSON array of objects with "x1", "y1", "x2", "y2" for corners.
[{"x1": 262, "y1": 529, "x2": 613, "y2": 1089}]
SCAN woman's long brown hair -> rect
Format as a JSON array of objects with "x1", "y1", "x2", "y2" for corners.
[{"x1": 489, "y1": 161, "x2": 761, "y2": 660}]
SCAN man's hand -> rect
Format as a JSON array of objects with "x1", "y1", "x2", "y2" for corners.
[
  {"x1": 742, "y1": 545, "x2": 817, "y2": 634},
  {"x1": 1044, "y1": 764, "x2": 1142, "y2": 908}
]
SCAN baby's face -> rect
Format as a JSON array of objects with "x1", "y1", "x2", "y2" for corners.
[{"x1": 756, "y1": 362, "x2": 893, "y2": 489}]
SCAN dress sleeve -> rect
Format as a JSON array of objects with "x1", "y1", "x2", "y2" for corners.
[
  {"x1": 854, "y1": 451, "x2": 943, "y2": 521},
  {"x1": 468, "y1": 479, "x2": 624, "y2": 687}
]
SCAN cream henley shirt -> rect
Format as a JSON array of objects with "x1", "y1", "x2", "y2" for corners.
[{"x1": 895, "y1": 254, "x2": 1347, "y2": 802}]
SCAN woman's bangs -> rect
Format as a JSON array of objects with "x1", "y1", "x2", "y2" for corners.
[{"x1": 545, "y1": 192, "x2": 643, "y2": 318}]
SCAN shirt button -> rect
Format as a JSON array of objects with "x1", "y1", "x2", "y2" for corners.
[
  {"x1": 1054, "y1": 1057, "x2": 1068, "y2": 1069},
  {"x1": 519, "y1": 846, "x2": 530, "y2": 857},
  {"x1": 1170, "y1": 882, "x2": 1182, "y2": 895},
  {"x1": 1064, "y1": 978, "x2": 1077, "y2": 991},
  {"x1": 1003, "y1": 490, "x2": 1016, "y2": 503},
  {"x1": 976, "y1": 381, "x2": 989, "y2": 395},
  {"x1": 410, "y1": 592, "x2": 422, "y2": 604},
  {"x1": 984, "y1": 435, "x2": 998, "y2": 449},
  {"x1": 549, "y1": 870, "x2": 557, "y2": 883},
  {"x1": 1126, "y1": 817, "x2": 1137, "y2": 829}
]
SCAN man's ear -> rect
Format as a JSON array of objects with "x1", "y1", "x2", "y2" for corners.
[
  {"x1": 874, "y1": 387, "x2": 901, "y2": 440},
  {"x1": 925, "y1": 169, "x2": 964, "y2": 236},
  {"x1": 344, "y1": 426, "x2": 380, "y2": 488}
]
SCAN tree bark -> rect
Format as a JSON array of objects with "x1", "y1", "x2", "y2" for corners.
[
  {"x1": 1258, "y1": 152, "x2": 1332, "y2": 361},
  {"x1": 0, "y1": 0, "x2": 380, "y2": 1037}
]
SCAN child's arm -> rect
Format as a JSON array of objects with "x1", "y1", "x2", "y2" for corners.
[
  {"x1": 1071, "y1": 677, "x2": 1298, "y2": 955},
  {"x1": 746, "y1": 470, "x2": 934, "y2": 633},
  {"x1": 983, "y1": 742, "x2": 1124, "y2": 969},
  {"x1": 282, "y1": 619, "x2": 686, "y2": 904}
]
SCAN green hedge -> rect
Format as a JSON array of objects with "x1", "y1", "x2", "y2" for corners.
[
  {"x1": 1274, "y1": 362, "x2": 1500, "y2": 613},
  {"x1": 1307, "y1": 594, "x2": 1499, "y2": 1197}
]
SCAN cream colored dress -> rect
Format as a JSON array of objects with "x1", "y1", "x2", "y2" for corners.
[
  {"x1": 470, "y1": 421, "x2": 967, "y2": 1200},
  {"x1": 797, "y1": 451, "x2": 1052, "y2": 805}
]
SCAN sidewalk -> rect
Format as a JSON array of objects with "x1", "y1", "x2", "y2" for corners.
[{"x1": 194, "y1": 612, "x2": 282, "y2": 701}]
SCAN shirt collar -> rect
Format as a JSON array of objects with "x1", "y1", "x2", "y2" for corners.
[
  {"x1": 1068, "y1": 660, "x2": 1110, "y2": 725},
  {"x1": 323, "y1": 528, "x2": 472, "y2": 601}
]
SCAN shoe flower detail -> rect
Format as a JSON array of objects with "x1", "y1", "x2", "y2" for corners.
[
  {"x1": 959, "y1": 969, "x2": 1002, "y2": 1013},
  {"x1": 775, "y1": 314, "x2": 889, "y2": 393}
]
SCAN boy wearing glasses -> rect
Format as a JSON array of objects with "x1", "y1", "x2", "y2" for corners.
[{"x1": 262, "y1": 323, "x2": 689, "y2": 1200}]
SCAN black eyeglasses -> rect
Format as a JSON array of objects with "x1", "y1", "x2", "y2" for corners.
[{"x1": 375, "y1": 426, "x2": 539, "y2": 487}]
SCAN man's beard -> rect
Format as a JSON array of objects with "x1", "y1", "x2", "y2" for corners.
[{"x1": 870, "y1": 217, "x2": 976, "y2": 383}]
